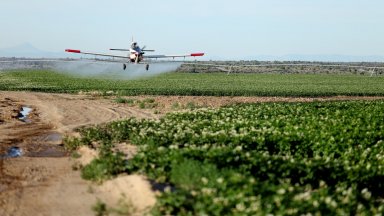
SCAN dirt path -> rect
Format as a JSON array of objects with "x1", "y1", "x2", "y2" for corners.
[{"x1": 0, "y1": 91, "x2": 383, "y2": 216}]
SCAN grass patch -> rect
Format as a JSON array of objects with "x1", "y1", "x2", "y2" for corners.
[
  {"x1": 92, "y1": 199, "x2": 108, "y2": 216},
  {"x1": 137, "y1": 98, "x2": 157, "y2": 109},
  {"x1": 114, "y1": 97, "x2": 135, "y2": 105}
]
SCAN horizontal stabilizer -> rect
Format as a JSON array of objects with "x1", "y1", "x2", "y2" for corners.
[
  {"x1": 110, "y1": 48, "x2": 155, "y2": 52},
  {"x1": 110, "y1": 49, "x2": 130, "y2": 51}
]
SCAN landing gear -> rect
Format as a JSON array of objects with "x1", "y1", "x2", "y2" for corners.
[{"x1": 123, "y1": 63, "x2": 149, "y2": 71}]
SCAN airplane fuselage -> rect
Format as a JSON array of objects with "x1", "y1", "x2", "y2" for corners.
[{"x1": 129, "y1": 52, "x2": 144, "y2": 63}]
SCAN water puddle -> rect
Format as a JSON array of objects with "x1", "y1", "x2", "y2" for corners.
[
  {"x1": 0, "y1": 132, "x2": 67, "y2": 158},
  {"x1": 18, "y1": 106, "x2": 32, "y2": 123},
  {"x1": 43, "y1": 132, "x2": 62, "y2": 144},
  {"x1": 0, "y1": 145, "x2": 67, "y2": 158},
  {"x1": 0, "y1": 146, "x2": 23, "y2": 158},
  {"x1": 27, "y1": 146, "x2": 68, "y2": 158}
]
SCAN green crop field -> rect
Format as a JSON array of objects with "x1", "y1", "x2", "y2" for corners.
[
  {"x1": 1, "y1": 69, "x2": 384, "y2": 96},
  {"x1": 66, "y1": 101, "x2": 384, "y2": 215},
  {"x1": 3, "y1": 69, "x2": 384, "y2": 215}
]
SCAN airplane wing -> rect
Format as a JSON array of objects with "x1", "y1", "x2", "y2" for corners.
[
  {"x1": 66, "y1": 49, "x2": 204, "y2": 61},
  {"x1": 145, "y1": 53, "x2": 205, "y2": 59},
  {"x1": 65, "y1": 49, "x2": 128, "y2": 59}
]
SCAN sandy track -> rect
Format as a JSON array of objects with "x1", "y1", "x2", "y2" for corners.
[
  {"x1": 0, "y1": 91, "x2": 383, "y2": 216},
  {"x1": 0, "y1": 91, "x2": 157, "y2": 134}
]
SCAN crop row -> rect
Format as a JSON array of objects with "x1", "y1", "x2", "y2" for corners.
[
  {"x1": 1, "y1": 70, "x2": 384, "y2": 96},
  {"x1": 66, "y1": 101, "x2": 384, "y2": 215}
]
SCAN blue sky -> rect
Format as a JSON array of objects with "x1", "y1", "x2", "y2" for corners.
[{"x1": 1, "y1": 0, "x2": 384, "y2": 60}]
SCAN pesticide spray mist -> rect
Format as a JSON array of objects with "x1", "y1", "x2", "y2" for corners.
[{"x1": 53, "y1": 60, "x2": 182, "y2": 79}]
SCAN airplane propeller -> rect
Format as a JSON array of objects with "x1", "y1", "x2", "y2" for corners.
[{"x1": 141, "y1": 45, "x2": 155, "y2": 52}]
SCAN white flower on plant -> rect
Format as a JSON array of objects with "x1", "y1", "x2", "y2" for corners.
[
  {"x1": 249, "y1": 178, "x2": 256, "y2": 184},
  {"x1": 201, "y1": 188, "x2": 214, "y2": 195},
  {"x1": 277, "y1": 188, "x2": 286, "y2": 195},
  {"x1": 294, "y1": 191, "x2": 311, "y2": 201},
  {"x1": 164, "y1": 186, "x2": 171, "y2": 193},
  {"x1": 201, "y1": 177, "x2": 208, "y2": 185},
  {"x1": 312, "y1": 200, "x2": 319, "y2": 207},
  {"x1": 361, "y1": 188, "x2": 372, "y2": 200},
  {"x1": 190, "y1": 190, "x2": 197, "y2": 196},
  {"x1": 234, "y1": 146, "x2": 243, "y2": 152},
  {"x1": 236, "y1": 203, "x2": 245, "y2": 212},
  {"x1": 213, "y1": 197, "x2": 221, "y2": 204},
  {"x1": 325, "y1": 196, "x2": 332, "y2": 205},
  {"x1": 216, "y1": 178, "x2": 224, "y2": 184},
  {"x1": 285, "y1": 208, "x2": 299, "y2": 215},
  {"x1": 330, "y1": 200, "x2": 337, "y2": 208}
]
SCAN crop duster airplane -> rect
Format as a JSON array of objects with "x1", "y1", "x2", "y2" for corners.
[{"x1": 65, "y1": 41, "x2": 204, "y2": 71}]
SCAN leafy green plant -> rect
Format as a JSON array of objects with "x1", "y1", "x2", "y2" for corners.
[
  {"x1": 114, "y1": 97, "x2": 134, "y2": 104},
  {"x1": 109, "y1": 195, "x2": 136, "y2": 215},
  {"x1": 138, "y1": 101, "x2": 146, "y2": 109},
  {"x1": 171, "y1": 102, "x2": 180, "y2": 110},
  {"x1": 70, "y1": 151, "x2": 81, "y2": 159},
  {"x1": 184, "y1": 101, "x2": 198, "y2": 109},
  {"x1": 170, "y1": 159, "x2": 221, "y2": 190},
  {"x1": 143, "y1": 98, "x2": 155, "y2": 103},
  {"x1": 92, "y1": 199, "x2": 108, "y2": 216},
  {"x1": 63, "y1": 137, "x2": 84, "y2": 151},
  {"x1": 81, "y1": 150, "x2": 127, "y2": 182},
  {"x1": 137, "y1": 98, "x2": 158, "y2": 109},
  {"x1": 114, "y1": 97, "x2": 126, "y2": 103}
]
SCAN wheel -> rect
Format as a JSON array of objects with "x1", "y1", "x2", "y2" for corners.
[
  {"x1": 146, "y1": 64, "x2": 149, "y2": 71},
  {"x1": 123, "y1": 64, "x2": 127, "y2": 70}
]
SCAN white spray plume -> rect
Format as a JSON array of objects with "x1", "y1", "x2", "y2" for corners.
[{"x1": 53, "y1": 60, "x2": 181, "y2": 79}]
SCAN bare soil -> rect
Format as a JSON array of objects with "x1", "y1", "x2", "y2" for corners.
[{"x1": 0, "y1": 91, "x2": 383, "y2": 215}]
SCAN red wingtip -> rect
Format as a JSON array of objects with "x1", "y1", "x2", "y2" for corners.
[
  {"x1": 191, "y1": 53, "x2": 205, "y2": 57},
  {"x1": 65, "y1": 49, "x2": 81, "y2": 53}
]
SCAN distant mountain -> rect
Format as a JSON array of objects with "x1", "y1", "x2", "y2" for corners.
[{"x1": 0, "y1": 43, "x2": 71, "y2": 58}]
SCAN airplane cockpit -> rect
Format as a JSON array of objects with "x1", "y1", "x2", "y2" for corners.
[{"x1": 131, "y1": 42, "x2": 141, "y2": 53}]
